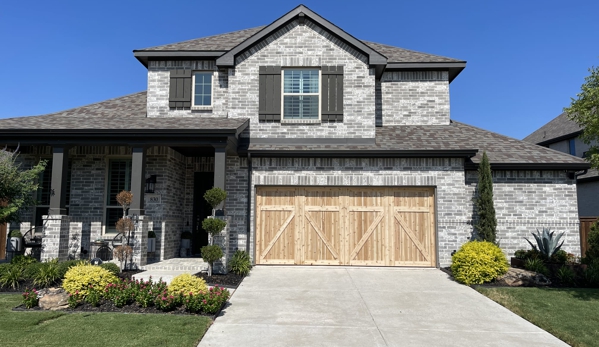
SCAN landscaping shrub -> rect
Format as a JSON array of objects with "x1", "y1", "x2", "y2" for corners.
[
  {"x1": 33, "y1": 260, "x2": 61, "y2": 287},
  {"x1": 62, "y1": 264, "x2": 118, "y2": 297},
  {"x1": 134, "y1": 278, "x2": 166, "y2": 308},
  {"x1": 514, "y1": 249, "x2": 527, "y2": 260},
  {"x1": 0, "y1": 264, "x2": 24, "y2": 289},
  {"x1": 23, "y1": 262, "x2": 44, "y2": 280},
  {"x1": 86, "y1": 286, "x2": 103, "y2": 307},
  {"x1": 451, "y1": 241, "x2": 509, "y2": 285},
  {"x1": 203, "y1": 187, "x2": 227, "y2": 211},
  {"x1": 154, "y1": 291, "x2": 180, "y2": 311},
  {"x1": 584, "y1": 221, "x2": 599, "y2": 263},
  {"x1": 11, "y1": 255, "x2": 37, "y2": 266},
  {"x1": 524, "y1": 258, "x2": 550, "y2": 277},
  {"x1": 556, "y1": 266, "x2": 577, "y2": 286},
  {"x1": 0, "y1": 263, "x2": 11, "y2": 278},
  {"x1": 525, "y1": 228, "x2": 565, "y2": 260},
  {"x1": 100, "y1": 262, "x2": 120, "y2": 276},
  {"x1": 168, "y1": 273, "x2": 207, "y2": 297},
  {"x1": 229, "y1": 250, "x2": 251, "y2": 276},
  {"x1": 551, "y1": 250, "x2": 569, "y2": 264},
  {"x1": 584, "y1": 259, "x2": 599, "y2": 286},
  {"x1": 473, "y1": 151, "x2": 497, "y2": 243},
  {"x1": 199, "y1": 286, "x2": 230, "y2": 314},
  {"x1": 22, "y1": 288, "x2": 39, "y2": 308},
  {"x1": 57, "y1": 260, "x2": 80, "y2": 279}
]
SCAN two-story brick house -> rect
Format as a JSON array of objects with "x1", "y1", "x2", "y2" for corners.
[{"x1": 0, "y1": 5, "x2": 589, "y2": 269}]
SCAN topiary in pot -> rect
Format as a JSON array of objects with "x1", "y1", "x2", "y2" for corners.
[
  {"x1": 201, "y1": 245, "x2": 224, "y2": 277},
  {"x1": 202, "y1": 218, "x2": 227, "y2": 238},
  {"x1": 203, "y1": 187, "x2": 227, "y2": 213},
  {"x1": 451, "y1": 241, "x2": 509, "y2": 285}
]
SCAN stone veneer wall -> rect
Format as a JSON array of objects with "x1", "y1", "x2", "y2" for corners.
[
  {"x1": 465, "y1": 170, "x2": 580, "y2": 257},
  {"x1": 380, "y1": 71, "x2": 450, "y2": 126}
]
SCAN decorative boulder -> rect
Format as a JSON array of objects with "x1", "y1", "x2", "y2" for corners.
[
  {"x1": 496, "y1": 268, "x2": 551, "y2": 287},
  {"x1": 38, "y1": 288, "x2": 69, "y2": 310}
]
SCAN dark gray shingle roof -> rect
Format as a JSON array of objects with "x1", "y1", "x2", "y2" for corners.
[
  {"x1": 138, "y1": 27, "x2": 266, "y2": 52},
  {"x1": 0, "y1": 92, "x2": 248, "y2": 131},
  {"x1": 248, "y1": 121, "x2": 588, "y2": 166},
  {"x1": 362, "y1": 41, "x2": 463, "y2": 63},
  {"x1": 523, "y1": 112, "x2": 582, "y2": 145},
  {"x1": 137, "y1": 27, "x2": 463, "y2": 64}
]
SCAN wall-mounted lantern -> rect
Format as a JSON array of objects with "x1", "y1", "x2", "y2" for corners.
[{"x1": 145, "y1": 175, "x2": 157, "y2": 193}]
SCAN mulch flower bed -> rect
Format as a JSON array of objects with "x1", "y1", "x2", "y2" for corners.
[
  {"x1": 196, "y1": 272, "x2": 244, "y2": 288},
  {"x1": 0, "y1": 270, "x2": 143, "y2": 293}
]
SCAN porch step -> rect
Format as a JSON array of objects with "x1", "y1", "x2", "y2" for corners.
[{"x1": 139, "y1": 258, "x2": 208, "y2": 272}]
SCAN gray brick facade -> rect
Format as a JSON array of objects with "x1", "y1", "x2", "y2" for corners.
[{"x1": 381, "y1": 71, "x2": 450, "y2": 126}]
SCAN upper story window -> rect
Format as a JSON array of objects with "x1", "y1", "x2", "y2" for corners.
[
  {"x1": 282, "y1": 69, "x2": 320, "y2": 119},
  {"x1": 258, "y1": 65, "x2": 343, "y2": 123},
  {"x1": 193, "y1": 72, "x2": 213, "y2": 107},
  {"x1": 568, "y1": 138, "x2": 576, "y2": 156}
]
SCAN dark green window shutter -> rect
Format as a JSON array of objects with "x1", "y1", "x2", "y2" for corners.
[
  {"x1": 169, "y1": 69, "x2": 192, "y2": 108},
  {"x1": 321, "y1": 66, "x2": 344, "y2": 122},
  {"x1": 259, "y1": 66, "x2": 282, "y2": 121}
]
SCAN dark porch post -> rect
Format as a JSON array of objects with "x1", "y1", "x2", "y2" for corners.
[
  {"x1": 49, "y1": 146, "x2": 70, "y2": 215},
  {"x1": 129, "y1": 146, "x2": 146, "y2": 216},
  {"x1": 213, "y1": 145, "x2": 227, "y2": 211}
]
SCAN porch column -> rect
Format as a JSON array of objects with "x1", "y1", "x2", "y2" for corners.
[
  {"x1": 49, "y1": 146, "x2": 70, "y2": 215},
  {"x1": 43, "y1": 145, "x2": 71, "y2": 261},
  {"x1": 129, "y1": 146, "x2": 146, "y2": 216},
  {"x1": 213, "y1": 145, "x2": 227, "y2": 211},
  {"x1": 129, "y1": 146, "x2": 148, "y2": 268}
]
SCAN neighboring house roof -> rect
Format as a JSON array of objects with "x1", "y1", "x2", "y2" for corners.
[
  {"x1": 0, "y1": 92, "x2": 248, "y2": 133},
  {"x1": 523, "y1": 112, "x2": 582, "y2": 145},
  {"x1": 245, "y1": 121, "x2": 589, "y2": 169}
]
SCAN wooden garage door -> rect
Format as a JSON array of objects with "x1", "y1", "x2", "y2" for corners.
[{"x1": 256, "y1": 187, "x2": 436, "y2": 267}]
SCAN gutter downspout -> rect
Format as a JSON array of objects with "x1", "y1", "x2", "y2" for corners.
[
  {"x1": 246, "y1": 152, "x2": 252, "y2": 254},
  {"x1": 576, "y1": 169, "x2": 588, "y2": 178}
]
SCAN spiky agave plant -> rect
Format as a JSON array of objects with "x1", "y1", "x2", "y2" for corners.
[{"x1": 525, "y1": 228, "x2": 565, "y2": 259}]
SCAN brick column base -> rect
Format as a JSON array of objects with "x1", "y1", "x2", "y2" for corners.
[
  {"x1": 41, "y1": 215, "x2": 70, "y2": 262},
  {"x1": 130, "y1": 215, "x2": 150, "y2": 269}
]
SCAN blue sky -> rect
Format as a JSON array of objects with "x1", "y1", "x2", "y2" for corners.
[{"x1": 0, "y1": 0, "x2": 597, "y2": 140}]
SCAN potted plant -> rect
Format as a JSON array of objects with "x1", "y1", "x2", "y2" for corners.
[
  {"x1": 7, "y1": 229, "x2": 23, "y2": 252},
  {"x1": 147, "y1": 230, "x2": 156, "y2": 253},
  {"x1": 180, "y1": 231, "x2": 192, "y2": 257}
]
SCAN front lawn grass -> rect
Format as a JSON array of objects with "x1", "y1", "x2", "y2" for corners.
[
  {"x1": 476, "y1": 287, "x2": 599, "y2": 347},
  {"x1": 0, "y1": 294, "x2": 212, "y2": 347}
]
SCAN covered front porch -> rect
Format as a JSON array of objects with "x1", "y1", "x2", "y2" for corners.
[{"x1": 2, "y1": 117, "x2": 248, "y2": 270}]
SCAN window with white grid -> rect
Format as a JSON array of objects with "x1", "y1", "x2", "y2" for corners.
[{"x1": 282, "y1": 69, "x2": 320, "y2": 119}]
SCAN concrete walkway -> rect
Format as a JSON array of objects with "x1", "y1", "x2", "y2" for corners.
[{"x1": 199, "y1": 267, "x2": 567, "y2": 347}]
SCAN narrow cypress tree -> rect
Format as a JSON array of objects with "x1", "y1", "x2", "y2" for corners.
[{"x1": 474, "y1": 151, "x2": 497, "y2": 243}]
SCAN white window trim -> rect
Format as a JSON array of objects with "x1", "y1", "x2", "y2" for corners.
[
  {"x1": 281, "y1": 68, "x2": 321, "y2": 121},
  {"x1": 191, "y1": 71, "x2": 214, "y2": 110}
]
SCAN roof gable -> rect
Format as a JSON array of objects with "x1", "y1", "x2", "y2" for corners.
[{"x1": 215, "y1": 5, "x2": 386, "y2": 67}]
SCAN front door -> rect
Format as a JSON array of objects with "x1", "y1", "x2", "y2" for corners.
[{"x1": 191, "y1": 172, "x2": 214, "y2": 256}]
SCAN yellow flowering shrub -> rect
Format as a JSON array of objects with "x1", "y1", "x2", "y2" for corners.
[
  {"x1": 168, "y1": 273, "x2": 207, "y2": 296},
  {"x1": 62, "y1": 265, "x2": 119, "y2": 296},
  {"x1": 451, "y1": 241, "x2": 509, "y2": 285}
]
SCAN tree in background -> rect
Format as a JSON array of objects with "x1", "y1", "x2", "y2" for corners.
[
  {"x1": 474, "y1": 151, "x2": 497, "y2": 244},
  {"x1": 0, "y1": 147, "x2": 46, "y2": 224},
  {"x1": 565, "y1": 65, "x2": 599, "y2": 169}
]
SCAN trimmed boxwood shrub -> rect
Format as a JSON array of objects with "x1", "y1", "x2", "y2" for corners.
[
  {"x1": 100, "y1": 262, "x2": 121, "y2": 276},
  {"x1": 451, "y1": 241, "x2": 509, "y2": 285}
]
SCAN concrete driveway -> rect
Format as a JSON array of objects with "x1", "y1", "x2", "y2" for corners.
[{"x1": 199, "y1": 267, "x2": 567, "y2": 347}]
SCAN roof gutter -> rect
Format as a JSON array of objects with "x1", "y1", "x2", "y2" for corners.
[
  {"x1": 464, "y1": 162, "x2": 592, "y2": 171},
  {"x1": 384, "y1": 62, "x2": 467, "y2": 83},
  {"x1": 133, "y1": 51, "x2": 226, "y2": 67}
]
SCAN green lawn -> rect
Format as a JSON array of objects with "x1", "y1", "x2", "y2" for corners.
[
  {"x1": 476, "y1": 287, "x2": 599, "y2": 347},
  {"x1": 0, "y1": 294, "x2": 212, "y2": 347}
]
